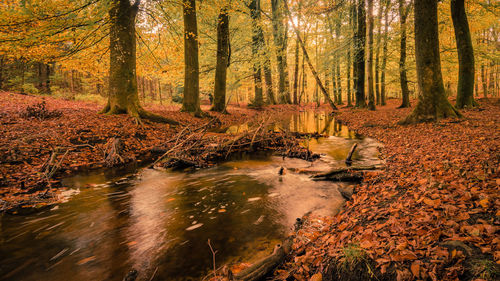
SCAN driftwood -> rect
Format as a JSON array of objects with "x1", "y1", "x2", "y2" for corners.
[{"x1": 232, "y1": 241, "x2": 290, "y2": 281}]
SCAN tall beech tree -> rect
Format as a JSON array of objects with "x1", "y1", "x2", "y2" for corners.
[
  {"x1": 181, "y1": 0, "x2": 203, "y2": 116},
  {"x1": 335, "y1": 18, "x2": 343, "y2": 105},
  {"x1": 374, "y1": 0, "x2": 383, "y2": 105},
  {"x1": 271, "y1": 0, "x2": 291, "y2": 104},
  {"x1": 380, "y1": 0, "x2": 390, "y2": 106},
  {"x1": 212, "y1": 8, "x2": 230, "y2": 113},
  {"x1": 398, "y1": 0, "x2": 411, "y2": 108},
  {"x1": 346, "y1": 1, "x2": 354, "y2": 107},
  {"x1": 250, "y1": 0, "x2": 264, "y2": 108},
  {"x1": 367, "y1": 0, "x2": 375, "y2": 110},
  {"x1": 354, "y1": 0, "x2": 367, "y2": 108},
  {"x1": 451, "y1": 0, "x2": 475, "y2": 108},
  {"x1": 101, "y1": 0, "x2": 178, "y2": 124},
  {"x1": 401, "y1": 0, "x2": 461, "y2": 124}
]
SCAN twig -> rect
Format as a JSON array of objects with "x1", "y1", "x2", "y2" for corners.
[{"x1": 207, "y1": 239, "x2": 218, "y2": 280}]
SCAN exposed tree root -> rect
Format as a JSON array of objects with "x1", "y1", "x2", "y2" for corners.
[
  {"x1": 399, "y1": 99, "x2": 462, "y2": 124},
  {"x1": 100, "y1": 102, "x2": 180, "y2": 125}
]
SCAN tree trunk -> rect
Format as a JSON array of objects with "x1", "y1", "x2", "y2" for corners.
[
  {"x1": 301, "y1": 45, "x2": 307, "y2": 104},
  {"x1": 451, "y1": 0, "x2": 475, "y2": 108},
  {"x1": 158, "y1": 79, "x2": 163, "y2": 105},
  {"x1": 250, "y1": 0, "x2": 264, "y2": 108},
  {"x1": 354, "y1": 0, "x2": 367, "y2": 108},
  {"x1": 380, "y1": 0, "x2": 389, "y2": 106},
  {"x1": 181, "y1": 0, "x2": 203, "y2": 116},
  {"x1": 374, "y1": 0, "x2": 383, "y2": 105},
  {"x1": 367, "y1": 0, "x2": 375, "y2": 110},
  {"x1": 347, "y1": 1, "x2": 355, "y2": 107},
  {"x1": 398, "y1": 0, "x2": 411, "y2": 108},
  {"x1": 263, "y1": 53, "x2": 276, "y2": 105},
  {"x1": 336, "y1": 20, "x2": 343, "y2": 105},
  {"x1": 293, "y1": 34, "x2": 299, "y2": 104},
  {"x1": 212, "y1": 8, "x2": 230, "y2": 113},
  {"x1": 293, "y1": 2, "x2": 301, "y2": 105},
  {"x1": 271, "y1": 0, "x2": 290, "y2": 104},
  {"x1": 101, "y1": 0, "x2": 178, "y2": 125},
  {"x1": 401, "y1": 0, "x2": 461, "y2": 124},
  {"x1": 481, "y1": 63, "x2": 487, "y2": 97}
]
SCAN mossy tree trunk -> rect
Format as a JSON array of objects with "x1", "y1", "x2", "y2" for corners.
[
  {"x1": 367, "y1": 0, "x2": 376, "y2": 110},
  {"x1": 380, "y1": 0, "x2": 390, "y2": 106},
  {"x1": 398, "y1": 0, "x2": 411, "y2": 108},
  {"x1": 346, "y1": 3, "x2": 353, "y2": 107},
  {"x1": 181, "y1": 0, "x2": 203, "y2": 116},
  {"x1": 212, "y1": 8, "x2": 230, "y2": 113},
  {"x1": 401, "y1": 0, "x2": 461, "y2": 124},
  {"x1": 354, "y1": 0, "x2": 367, "y2": 108},
  {"x1": 271, "y1": 0, "x2": 290, "y2": 104},
  {"x1": 451, "y1": 0, "x2": 475, "y2": 109},
  {"x1": 335, "y1": 19, "x2": 343, "y2": 105},
  {"x1": 102, "y1": 0, "x2": 178, "y2": 125},
  {"x1": 374, "y1": 0, "x2": 383, "y2": 106},
  {"x1": 250, "y1": 0, "x2": 264, "y2": 108}
]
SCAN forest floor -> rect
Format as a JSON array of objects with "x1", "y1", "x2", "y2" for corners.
[
  {"x1": 1, "y1": 91, "x2": 499, "y2": 280},
  {"x1": 0, "y1": 91, "x2": 305, "y2": 213},
  {"x1": 273, "y1": 98, "x2": 500, "y2": 281}
]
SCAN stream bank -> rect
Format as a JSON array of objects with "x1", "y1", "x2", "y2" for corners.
[{"x1": 270, "y1": 99, "x2": 499, "y2": 281}]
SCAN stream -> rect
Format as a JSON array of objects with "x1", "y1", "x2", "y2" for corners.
[{"x1": 0, "y1": 111, "x2": 382, "y2": 281}]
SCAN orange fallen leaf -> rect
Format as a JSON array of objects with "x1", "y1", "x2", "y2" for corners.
[{"x1": 410, "y1": 261, "x2": 420, "y2": 278}]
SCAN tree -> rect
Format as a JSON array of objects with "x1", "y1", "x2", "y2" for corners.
[
  {"x1": 374, "y1": 0, "x2": 384, "y2": 105},
  {"x1": 367, "y1": 0, "x2": 375, "y2": 110},
  {"x1": 398, "y1": 0, "x2": 411, "y2": 108},
  {"x1": 354, "y1": 0, "x2": 367, "y2": 108},
  {"x1": 346, "y1": 1, "x2": 354, "y2": 107},
  {"x1": 335, "y1": 18, "x2": 343, "y2": 105},
  {"x1": 212, "y1": 8, "x2": 230, "y2": 113},
  {"x1": 380, "y1": 0, "x2": 390, "y2": 106},
  {"x1": 181, "y1": 0, "x2": 203, "y2": 116},
  {"x1": 401, "y1": 0, "x2": 461, "y2": 124},
  {"x1": 249, "y1": 0, "x2": 264, "y2": 108},
  {"x1": 101, "y1": 0, "x2": 178, "y2": 124},
  {"x1": 451, "y1": 0, "x2": 475, "y2": 108},
  {"x1": 271, "y1": 0, "x2": 291, "y2": 104}
]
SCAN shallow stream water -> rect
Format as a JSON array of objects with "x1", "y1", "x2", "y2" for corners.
[{"x1": 0, "y1": 111, "x2": 382, "y2": 281}]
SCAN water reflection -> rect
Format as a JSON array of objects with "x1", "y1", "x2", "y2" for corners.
[{"x1": 0, "y1": 111, "x2": 382, "y2": 281}]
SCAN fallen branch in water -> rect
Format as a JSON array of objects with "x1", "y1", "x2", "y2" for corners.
[
  {"x1": 310, "y1": 165, "x2": 380, "y2": 182},
  {"x1": 152, "y1": 117, "x2": 319, "y2": 170}
]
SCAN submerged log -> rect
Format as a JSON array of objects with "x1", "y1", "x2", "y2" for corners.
[
  {"x1": 233, "y1": 242, "x2": 288, "y2": 281},
  {"x1": 310, "y1": 165, "x2": 380, "y2": 182},
  {"x1": 220, "y1": 218, "x2": 303, "y2": 281}
]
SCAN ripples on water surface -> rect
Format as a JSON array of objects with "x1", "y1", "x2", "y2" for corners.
[{"x1": 0, "y1": 111, "x2": 382, "y2": 280}]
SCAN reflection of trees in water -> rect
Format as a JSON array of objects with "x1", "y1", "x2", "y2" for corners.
[{"x1": 105, "y1": 186, "x2": 133, "y2": 280}]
